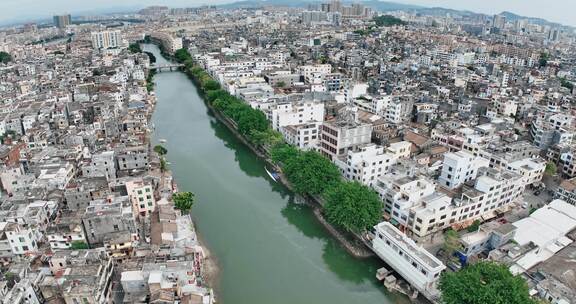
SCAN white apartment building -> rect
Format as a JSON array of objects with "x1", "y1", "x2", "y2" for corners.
[
  {"x1": 281, "y1": 122, "x2": 321, "y2": 150},
  {"x1": 507, "y1": 158, "x2": 546, "y2": 186},
  {"x1": 3, "y1": 222, "x2": 40, "y2": 255},
  {"x1": 126, "y1": 180, "x2": 156, "y2": 217},
  {"x1": 334, "y1": 142, "x2": 411, "y2": 187},
  {"x1": 91, "y1": 30, "x2": 123, "y2": 49},
  {"x1": 269, "y1": 101, "x2": 325, "y2": 131},
  {"x1": 408, "y1": 168, "x2": 524, "y2": 238},
  {"x1": 298, "y1": 64, "x2": 332, "y2": 83},
  {"x1": 372, "y1": 222, "x2": 445, "y2": 297},
  {"x1": 438, "y1": 150, "x2": 489, "y2": 189},
  {"x1": 374, "y1": 174, "x2": 436, "y2": 227},
  {"x1": 560, "y1": 149, "x2": 576, "y2": 178}
]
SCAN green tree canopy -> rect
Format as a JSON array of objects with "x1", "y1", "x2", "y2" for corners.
[
  {"x1": 128, "y1": 43, "x2": 142, "y2": 53},
  {"x1": 373, "y1": 15, "x2": 406, "y2": 27},
  {"x1": 270, "y1": 144, "x2": 300, "y2": 165},
  {"x1": 0, "y1": 51, "x2": 12, "y2": 64},
  {"x1": 174, "y1": 48, "x2": 192, "y2": 62},
  {"x1": 439, "y1": 261, "x2": 538, "y2": 304},
  {"x1": 70, "y1": 241, "x2": 89, "y2": 250},
  {"x1": 154, "y1": 144, "x2": 168, "y2": 156},
  {"x1": 283, "y1": 150, "x2": 340, "y2": 195},
  {"x1": 203, "y1": 79, "x2": 221, "y2": 91},
  {"x1": 467, "y1": 220, "x2": 481, "y2": 232},
  {"x1": 443, "y1": 229, "x2": 461, "y2": 260},
  {"x1": 324, "y1": 181, "x2": 382, "y2": 232},
  {"x1": 545, "y1": 162, "x2": 557, "y2": 175},
  {"x1": 173, "y1": 191, "x2": 195, "y2": 212}
]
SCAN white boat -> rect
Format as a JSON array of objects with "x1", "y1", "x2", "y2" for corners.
[
  {"x1": 159, "y1": 139, "x2": 167, "y2": 143},
  {"x1": 265, "y1": 167, "x2": 278, "y2": 182}
]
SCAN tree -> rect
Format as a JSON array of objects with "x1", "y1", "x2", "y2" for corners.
[
  {"x1": 160, "y1": 158, "x2": 168, "y2": 173},
  {"x1": 203, "y1": 79, "x2": 221, "y2": 91},
  {"x1": 154, "y1": 144, "x2": 168, "y2": 156},
  {"x1": 250, "y1": 129, "x2": 283, "y2": 146},
  {"x1": 4, "y1": 272, "x2": 17, "y2": 288},
  {"x1": 128, "y1": 43, "x2": 142, "y2": 53},
  {"x1": 439, "y1": 261, "x2": 538, "y2": 304},
  {"x1": 443, "y1": 229, "x2": 461, "y2": 261},
  {"x1": 545, "y1": 162, "x2": 557, "y2": 176},
  {"x1": 373, "y1": 15, "x2": 406, "y2": 27},
  {"x1": 539, "y1": 52, "x2": 549, "y2": 67},
  {"x1": 173, "y1": 191, "x2": 195, "y2": 212},
  {"x1": 0, "y1": 51, "x2": 12, "y2": 64},
  {"x1": 467, "y1": 220, "x2": 481, "y2": 232},
  {"x1": 283, "y1": 151, "x2": 341, "y2": 195},
  {"x1": 174, "y1": 48, "x2": 192, "y2": 63},
  {"x1": 70, "y1": 241, "x2": 89, "y2": 249},
  {"x1": 323, "y1": 181, "x2": 382, "y2": 232},
  {"x1": 276, "y1": 81, "x2": 286, "y2": 88},
  {"x1": 237, "y1": 109, "x2": 268, "y2": 136},
  {"x1": 270, "y1": 144, "x2": 300, "y2": 165}
]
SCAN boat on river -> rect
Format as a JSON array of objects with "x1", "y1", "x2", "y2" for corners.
[{"x1": 265, "y1": 167, "x2": 279, "y2": 182}]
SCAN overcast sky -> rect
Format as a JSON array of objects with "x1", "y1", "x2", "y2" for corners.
[{"x1": 3, "y1": 0, "x2": 576, "y2": 27}]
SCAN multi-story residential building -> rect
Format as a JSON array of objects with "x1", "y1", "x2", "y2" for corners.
[
  {"x1": 3, "y1": 222, "x2": 40, "y2": 255},
  {"x1": 438, "y1": 151, "x2": 489, "y2": 189},
  {"x1": 319, "y1": 107, "x2": 372, "y2": 160},
  {"x1": 374, "y1": 171, "x2": 436, "y2": 228},
  {"x1": 53, "y1": 14, "x2": 71, "y2": 29},
  {"x1": 125, "y1": 179, "x2": 156, "y2": 217},
  {"x1": 116, "y1": 145, "x2": 149, "y2": 173},
  {"x1": 269, "y1": 100, "x2": 325, "y2": 131},
  {"x1": 81, "y1": 150, "x2": 117, "y2": 179},
  {"x1": 46, "y1": 210, "x2": 86, "y2": 250},
  {"x1": 559, "y1": 148, "x2": 576, "y2": 178},
  {"x1": 64, "y1": 177, "x2": 111, "y2": 210},
  {"x1": 281, "y1": 122, "x2": 321, "y2": 150},
  {"x1": 263, "y1": 71, "x2": 302, "y2": 88},
  {"x1": 530, "y1": 113, "x2": 574, "y2": 150},
  {"x1": 371, "y1": 222, "x2": 445, "y2": 298},
  {"x1": 49, "y1": 249, "x2": 114, "y2": 304},
  {"x1": 298, "y1": 64, "x2": 332, "y2": 83},
  {"x1": 407, "y1": 167, "x2": 524, "y2": 238},
  {"x1": 323, "y1": 73, "x2": 343, "y2": 92},
  {"x1": 91, "y1": 30, "x2": 123, "y2": 49},
  {"x1": 556, "y1": 178, "x2": 576, "y2": 205},
  {"x1": 334, "y1": 142, "x2": 411, "y2": 187},
  {"x1": 507, "y1": 157, "x2": 546, "y2": 187},
  {"x1": 81, "y1": 199, "x2": 137, "y2": 247}
]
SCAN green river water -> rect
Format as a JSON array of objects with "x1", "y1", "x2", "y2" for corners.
[{"x1": 145, "y1": 44, "x2": 408, "y2": 304}]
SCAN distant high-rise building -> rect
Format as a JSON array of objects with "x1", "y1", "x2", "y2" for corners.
[
  {"x1": 492, "y1": 14, "x2": 506, "y2": 30},
  {"x1": 91, "y1": 30, "x2": 123, "y2": 49},
  {"x1": 548, "y1": 28, "x2": 561, "y2": 42},
  {"x1": 53, "y1": 14, "x2": 71, "y2": 29}
]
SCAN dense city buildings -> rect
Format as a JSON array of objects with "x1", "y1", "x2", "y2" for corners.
[{"x1": 0, "y1": 1, "x2": 575, "y2": 304}]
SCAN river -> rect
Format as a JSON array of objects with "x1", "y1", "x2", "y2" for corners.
[{"x1": 145, "y1": 44, "x2": 407, "y2": 304}]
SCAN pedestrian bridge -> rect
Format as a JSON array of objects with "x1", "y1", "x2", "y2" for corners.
[{"x1": 150, "y1": 63, "x2": 184, "y2": 72}]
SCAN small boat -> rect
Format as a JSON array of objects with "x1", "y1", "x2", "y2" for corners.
[
  {"x1": 159, "y1": 139, "x2": 167, "y2": 143},
  {"x1": 265, "y1": 167, "x2": 279, "y2": 182}
]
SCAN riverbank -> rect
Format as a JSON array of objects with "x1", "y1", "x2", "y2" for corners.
[
  {"x1": 142, "y1": 44, "x2": 218, "y2": 301},
  {"x1": 144, "y1": 43, "x2": 407, "y2": 304}
]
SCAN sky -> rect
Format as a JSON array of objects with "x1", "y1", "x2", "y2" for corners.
[{"x1": 2, "y1": 0, "x2": 576, "y2": 27}]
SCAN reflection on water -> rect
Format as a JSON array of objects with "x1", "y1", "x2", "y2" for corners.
[{"x1": 145, "y1": 43, "x2": 409, "y2": 304}]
